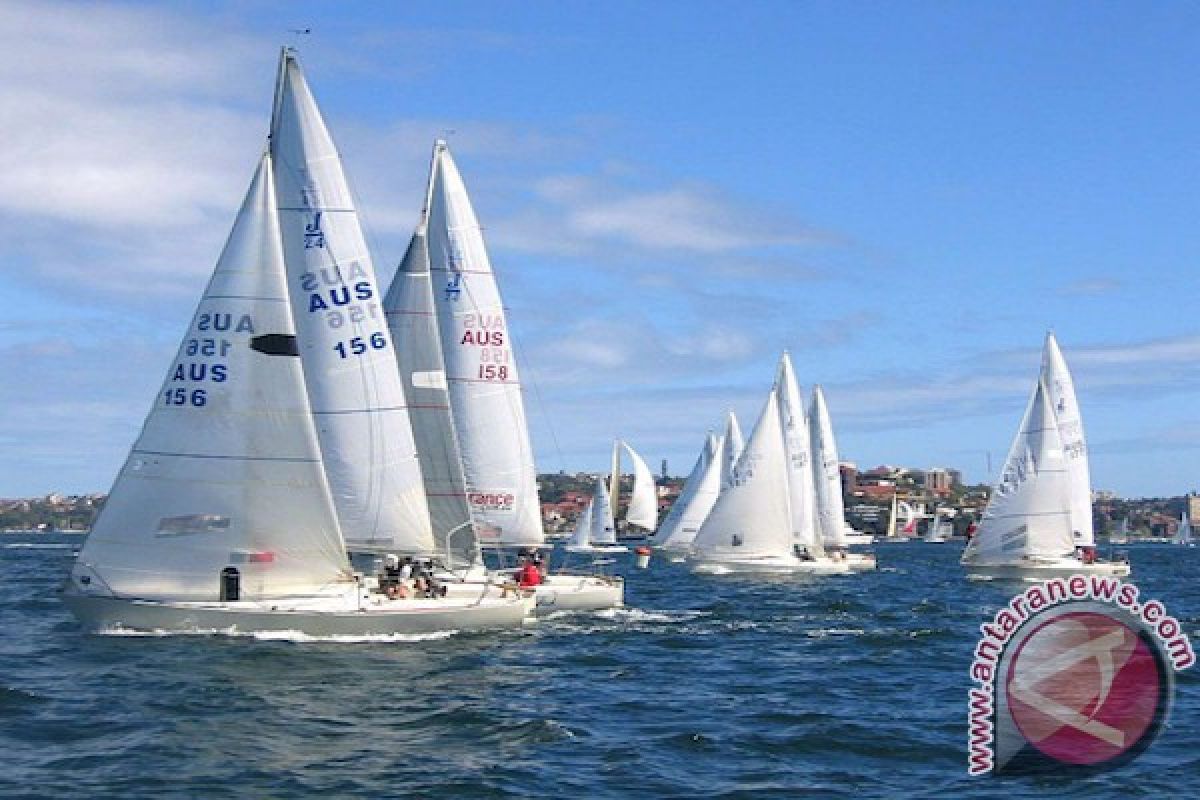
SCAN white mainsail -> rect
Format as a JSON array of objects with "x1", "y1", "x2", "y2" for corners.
[
  {"x1": 71, "y1": 154, "x2": 351, "y2": 601},
  {"x1": 962, "y1": 377, "x2": 1075, "y2": 565},
  {"x1": 693, "y1": 389, "x2": 793, "y2": 558},
  {"x1": 775, "y1": 352, "x2": 822, "y2": 554},
  {"x1": 620, "y1": 441, "x2": 659, "y2": 532},
  {"x1": 654, "y1": 433, "x2": 723, "y2": 550},
  {"x1": 1041, "y1": 332, "x2": 1093, "y2": 546},
  {"x1": 590, "y1": 477, "x2": 619, "y2": 546},
  {"x1": 270, "y1": 48, "x2": 433, "y2": 552},
  {"x1": 720, "y1": 410, "x2": 745, "y2": 489},
  {"x1": 809, "y1": 386, "x2": 848, "y2": 548},
  {"x1": 424, "y1": 140, "x2": 543, "y2": 547}
]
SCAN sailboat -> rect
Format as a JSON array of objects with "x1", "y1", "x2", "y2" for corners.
[
  {"x1": 691, "y1": 388, "x2": 808, "y2": 572},
  {"x1": 384, "y1": 140, "x2": 622, "y2": 611},
  {"x1": 809, "y1": 386, "x2": 876, "y2": 570},
  {"x1": 1174, "y1": 511, "x2": 1194, "y2": 546},
  {"x1": 651, "y1": 432, "x2": 724, "y2": 559},
  {"x1": 1109, "y1": 515, "x2": 1130, "y2": 545},
  {"x1": 962, "y1": 335, "x2": 1130, "y2": 580},
  {"x1": 565, "y1": 477, "x2": 631, "y2": 554},
  {"x1": 924, "y1": 509, "x2": 951, "y2": 543},
  {"x1": 609, "y1": 439, "x2": 660, "y2": 538},
  {"x1": 64, "y1": 50, "x2": 533, "y2": 634}
]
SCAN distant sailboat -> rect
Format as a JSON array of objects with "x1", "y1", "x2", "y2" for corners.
[
  {"x1": 924, "y1": 509, "x2": 951, "y2": 543},
  {"x1": 962, "y1": 335, "x2": 1130, "y2": 580},
  {"x1": 64, "y1": 50, "x2": 532, "y2": 634},
  {"x1": 652, "y1": 432, "x2": 724, "y2": 557},
  {"x1": 611, "y1": 440, "x2": 660, "y2": 536},
  {"x1": 385, "y1": 140, "x2": 622, "y2": 611},
  {"x1": 720, "y1": 411, "x2": 745, "y2": 489},
  {"x1": 1174, "y1": 511, "x2": 1194, "y2": 546},
  {"x1": 566, "y1": 477, "x2": 631, "y2": 554},
  {"x1": 809, "y1": 386, "x2": 876, "y2": 570}
]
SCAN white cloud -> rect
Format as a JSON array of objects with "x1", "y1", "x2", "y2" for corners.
[{"x1": 1058, "y1": 277, "x2": 1122, "y2": 297}]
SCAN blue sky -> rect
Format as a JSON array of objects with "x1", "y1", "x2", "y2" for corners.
[{"x1": 2, "y1": 0, "x2": 1199, "y2": 498}]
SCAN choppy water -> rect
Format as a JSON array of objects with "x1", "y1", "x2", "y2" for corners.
[{"x1": 2, "y1": 534, "x2": 1197, "y2": 798}]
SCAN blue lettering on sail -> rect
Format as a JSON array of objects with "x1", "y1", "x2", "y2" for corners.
[
  {"x1": 445, "y1": 273, "x2": 463, "y2": 302},
  {"x1": 304, "y1": 212, "x2": 325, "y2": 249}
]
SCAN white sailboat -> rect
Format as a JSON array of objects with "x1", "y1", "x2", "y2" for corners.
[
  {"x1": 385, "y1": 140, "x2": 621, "y2": 611},
  {"x1": 775, "y1": 353, "x2": 851, "y2": 573},
  {"x1": 690, "y1": 379, "x2": 849, "y2": 574},
  {"x1": 64, "y1": 50, "x2": 532, "y2": 634},
  {"x1": 1174, "y1": 511, "x2": 1194, "y2": 546},
  {"x1": 565, "y1": 477, "x2": 631, "y2": 554},
  {"x1": 924, "y1": 509, "x2": 951, "y2": 543},
  {"x1": 962, "y1": 344, "x2": 1130, "y2": 580},
  {"x1": 1109, "y1": 515, "x2": 1130, "y2": 545},
  {"x1": 809, "y1": 386, "x2": 876, "y2": 570},
  {"x1": 652, "y1": 432, "x2": 724, "y2": 559}
]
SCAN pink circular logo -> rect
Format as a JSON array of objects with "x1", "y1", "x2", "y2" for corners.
[{"x1": 1005, "y1": 611, "x2": 1164, "y2": 766}]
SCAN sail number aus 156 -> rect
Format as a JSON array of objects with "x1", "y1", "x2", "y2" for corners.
[{"x1": 333, "y1": 332, "x2": 387, "y2": 359}]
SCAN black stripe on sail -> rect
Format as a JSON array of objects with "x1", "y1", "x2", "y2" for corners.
[{"x1": 250, "y1": 334, "x2": 299, "y2": 356}]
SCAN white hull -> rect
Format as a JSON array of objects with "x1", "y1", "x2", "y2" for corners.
[
  {"x1": 64, "y1": 589, "x2": 533, "y2": 636},
  {"x1": 841, "y1": 552, "x2": 877, "y2": 571},
  {"x1": 842, "y1": 532, "x2": 875, "y2": 545},
  {"x1": 923, "y1": 535, "x2": 949, "y2": 544},
  {"x1": 565, "y1": 544, "x2": 629, "y2": 554},
  {"x1": 690, "y1": 553, "x2": 851, "y2": 575},
  {"x1": 963, "y1": 557, "x2": 1131, "y2": 582},
  {"x1": 533, "y1": 574, "x2": 624, "y2": 613}
]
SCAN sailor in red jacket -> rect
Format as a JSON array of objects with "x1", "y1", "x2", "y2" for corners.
[{"x1": 518, "y1": 560, "x2": 542, "y2": 587}]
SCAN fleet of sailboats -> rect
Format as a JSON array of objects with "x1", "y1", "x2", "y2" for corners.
[
  {"x1": 63, "y1": 48, "x2": 1171, "y2": 639},
  {"x1": 961, "y1": 333, "x2": 1131, "y2": 580}
]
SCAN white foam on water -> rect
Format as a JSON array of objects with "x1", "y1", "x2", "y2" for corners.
[
  {"x1": 95, "y1": 626, "x2": 460, "y2": 643},
  {"x1": 591, "y1": 607, "x2": 709, "y2": 623},
  {"x1": 806, "y1": 627, "x2": 867, "y2": 638},
  {"x1": 4, "y1": 543, "x2": 76, "y2": 550}
]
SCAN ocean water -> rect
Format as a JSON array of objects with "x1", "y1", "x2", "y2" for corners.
[{"x1": 1, "y1": 534, "x2": 1197, "y2": 799}]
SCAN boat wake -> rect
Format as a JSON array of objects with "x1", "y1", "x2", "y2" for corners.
[{"x1": 95, "y1": 626, "x2": 462, "y2": 643}]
